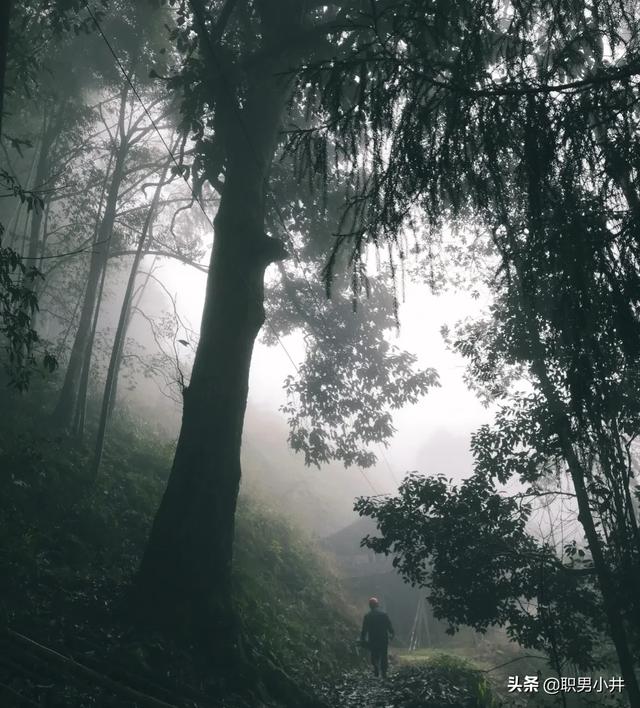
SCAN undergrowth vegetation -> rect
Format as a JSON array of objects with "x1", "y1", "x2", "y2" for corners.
[
  {"x1": 234, "y1": 501, "x2": 359, "y2": 681},
  {"x1": 324, "y1": 658, "x2": 498, "y2": 708},
  {"x1": 0, "y1": 387, "x2": 359, "y2": 705},
  {"x1": 0, "y1": 386, "x2": 506, "y2": 707}
]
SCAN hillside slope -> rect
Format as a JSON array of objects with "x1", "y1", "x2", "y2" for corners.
[{"x1": 0, "y1": 389, "x2": 359, "y2": 706}]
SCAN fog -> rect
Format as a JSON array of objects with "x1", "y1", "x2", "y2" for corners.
[{"x1": 112, "y1": 254, "x2": 494, "y2": 535}]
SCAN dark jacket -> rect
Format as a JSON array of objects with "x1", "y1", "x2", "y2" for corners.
[{"x1": 361, "y1": 607, "x2": 394, "y2": 647}]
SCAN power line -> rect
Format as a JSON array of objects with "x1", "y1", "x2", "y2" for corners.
[{"x1": 379, "y1": 447, "x2": 401, "y2": 488}]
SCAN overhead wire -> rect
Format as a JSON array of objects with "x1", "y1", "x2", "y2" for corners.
[{"x1": 84, "y1": 1, "x2": 396, "y2": 495}]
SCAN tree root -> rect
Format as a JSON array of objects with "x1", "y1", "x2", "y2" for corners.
[{"x1": 258, "y1": 657, "x2": 328, "y2": 708}]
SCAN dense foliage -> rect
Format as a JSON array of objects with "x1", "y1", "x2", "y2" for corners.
[
  {"x1": 0, "y1": 173, "x2": 56, "y2": 388},
  {"x1": 323, "y1": 658, "x2": 496, "y2": 708},
  {"x1": 356, "y1": 473, "x2": 605, "y2": 670}
]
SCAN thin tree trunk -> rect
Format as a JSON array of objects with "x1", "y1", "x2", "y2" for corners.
[
  {"x1": 53, "y1": 89, "x2": 129, "y2": 429},
  {"x1": 513, "y1": 258, "x2": 640, "y2": 708},
  {"x1": 5, "y1": 140, "x2": 38, "y2": 248},
  {"x1": 73, "y1": 242, "x2": 108, "y2": 440},
  {"x1": 71, "y1": 152, "x2": 115, "y2": 439},
  {"x1": 516, "y1": 102, "x2": 640, "y2": 703},
  {"x1": 26, "y1": 111, "x2": 56, "y2": 262},
  {"x1": 92, "y1": 159, "x2": 172, "y2": 477},
  {"x1": 53, "y1": 169, "x2": 122, "y2": 428},
  {"x1": 37, "y1": 199, "x2": 51, "y2": 273},
  {"x1": 107, "y1": 255, "x2": 157, "y2": 419},
  {"x1": 133, "y1": 56, "x2": 289, "y2": 647},
  {"x1": 24, "y1": 114, "x2": 58, "y2": 334},
  {"x1": 587, "y1": 111, "x2": 640, "y2": 649}
]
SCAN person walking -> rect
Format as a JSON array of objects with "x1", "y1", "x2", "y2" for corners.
[{"x1": 360, "y1": 597, "x2": 394, "y2": 679}]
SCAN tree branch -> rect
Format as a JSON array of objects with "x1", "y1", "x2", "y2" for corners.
[
  {"x1": 3, "y1": 628, "x2": 179, "y2": 708},
  {"x1": 390, "y1": 55, "x2": 640, "y2": 97},
  {"x1": 212, "y1": 0, "x2": 239, "y2": 41},
  {"x1": 111, "y1": 249, "x2": 209, "y2": 273},
  {"x1": 246, "y1": 18, "x2": 348, "y2": 66}
]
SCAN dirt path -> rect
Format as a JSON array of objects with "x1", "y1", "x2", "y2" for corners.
[{"x1": 318, "y1": 665, "x2": 492, "y2": 708}]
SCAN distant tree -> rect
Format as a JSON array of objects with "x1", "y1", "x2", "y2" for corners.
[
  {"x1": 0, "y1": 180, "x2": 57, "y2": 389},
  {"x1": 0, "y1": 0, "x2": 109, "y2": 388},
  {"x1": 0, "y1": 0, "x2": 12, "y2": 140},
  {"x1": 1, "y1": 0, "x2": 106, "y2": 138},
  {"x1": 264, "y1": 159, "x2": 439, "y2": 468},
  {"x1": 51, "y1": 83, "x2": 171, "y2": 430},
  {"x1": 91, "y1": 146, "x2": 177, "y2": 476}
]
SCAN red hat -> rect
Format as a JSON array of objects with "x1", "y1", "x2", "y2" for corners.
[{"x1": 368, "y1": 597, "x2": 379, "y2": 608}]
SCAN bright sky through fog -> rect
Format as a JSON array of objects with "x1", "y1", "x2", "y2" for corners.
[{"x1": 157, "y1": 257, "x2": 494, "y2": 498}]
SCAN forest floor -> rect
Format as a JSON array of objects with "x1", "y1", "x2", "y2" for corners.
[
  {"x1": 336, "y1": 651, "x2": 629, "y2": 708},
  {"x1": 323, "y1": 668, "x2": 484, "y2": 707},
  {"x1": 319, "y1": 657, "x2": 498, "y2": 708},
  {"x1": 1, "y1": 390, "x2": 622, "y2": 708}
]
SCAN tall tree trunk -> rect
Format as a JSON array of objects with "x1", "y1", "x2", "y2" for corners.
[
  {"x1": 512, "y1": 258, "x2": 640, "y2": 708},
  {"x1": 518, "y1": 101, "x2": 640, "y2": 703},
  {"x1": 72, "y1": 243, "x2": 108, "y2": 440},
  {"x1": 92, "y1": 160, "x2": 171, "y2": 477},
  {"x1": 588, "y1": 108, "x2": 640, "y2": 650},
  {"x1": 53, "y1": 166, "x2": 123, "y2": 428},
  {"x1": 133, "y1": 59, "x2": 289, "y2": 646},
  {"x1": 26, "y1": 111, "x2": 56, "y2": 262},
  {"x1": 71, "y1": 152, "x2": 116, "y2": 439},
  {"x1": 53, "y1": 108, "x2": 128, "y2": 429},
  {"x1": 6, "y1": 139, "x2": 39, "y2": 248},
  {"x1": 24, "y1": 112, "x2": 58, "y2": 331},
  {"x1": 0, "y1": 0, "x2": 12, "y2": 140},
  {"x1": 107, "y1": 256, "x2": 157, "y2": 419}
]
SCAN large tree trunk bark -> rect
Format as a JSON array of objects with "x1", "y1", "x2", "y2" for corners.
[{"x1": 133, "y1": 57, "x2": 289, "y2": 649}]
